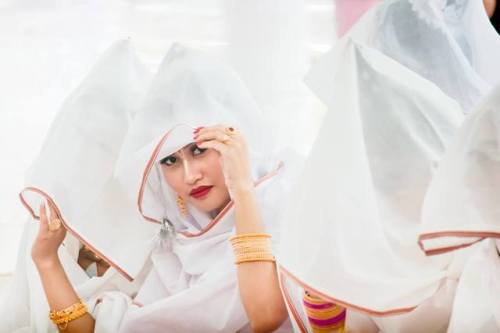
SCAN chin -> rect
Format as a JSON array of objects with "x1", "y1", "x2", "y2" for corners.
[{"x1": 190, "y1": 196, "x2": 230, "y2": 215}]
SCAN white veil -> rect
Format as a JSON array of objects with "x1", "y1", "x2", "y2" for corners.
[
  {"x1": 346, "y1": 0, "x2": 499, "y2": 112},
  {"x1": 278, "y1": 36, "x2": 463, "y2": 321},
  {"x1": 1, "y1": 40, "x2": 157, "y2": 333},
  {"x1": 18, "y1": 40, "x2": 157, "y2": 281},
  {"x1": 116, "y1": 44, "x2": 290, "y2": 332}
]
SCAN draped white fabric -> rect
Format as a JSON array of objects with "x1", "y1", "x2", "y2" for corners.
[
  {"x1": 0, "y1": 0, "x2": 333, "y2": 276},
  {"x1": 115, "y1": 43, "x2": 293, "y2": 333},
  {"x1": 0, "y1": 41, "x2": 155, "y2": 332},
  {"x1": 278, "y1": 0, "x2": 500, "y2": 331},
  {"x1": 420, "y1": 85, "x2": 500, "y2": 254},
  {"x1": 279, "y1": 36, "x2": 463, "y2": 314}
]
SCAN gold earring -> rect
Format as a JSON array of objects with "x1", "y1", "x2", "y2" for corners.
[{"x1": 176, "y1": 195, "x2": 188, "y2": 216}]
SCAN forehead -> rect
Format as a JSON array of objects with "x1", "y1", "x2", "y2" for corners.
[{"x1": 169, "y1": 143, "x2": 196, "y2": 157}]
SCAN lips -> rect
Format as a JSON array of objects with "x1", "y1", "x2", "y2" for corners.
[{"x1": 189, "y1": 185, "x2": 213, "y2": 199}]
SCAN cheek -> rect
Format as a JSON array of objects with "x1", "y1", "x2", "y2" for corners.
[
  {"x1": 203, "y1": 151, "x2": 225, "y2": 184},
  {"x1": 161, "y1": 167, "x2": 185, "y2": 194}
]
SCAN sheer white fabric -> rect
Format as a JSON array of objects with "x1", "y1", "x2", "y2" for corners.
[
  {"x1": 116, "y1": 44, "x2": 292, "y2": 332},
  {"x1": 0, "y1": 41, "x2": 155, "y2": 332},
  {"x1": 346, "y1": 0, "x2": 499, "y2": 112},
  {"x1": 420, "y1": 85, "x2": 500, "y2": 253},
  {"x1": 278, "y1": 0, "x2": 500, "y2": 331},
  {"x1": 278, "y1": 37, "x2": 463, "y2": 318},
  {"x1": 417, "y1": 85, "x2": 500, "y2": 333}
]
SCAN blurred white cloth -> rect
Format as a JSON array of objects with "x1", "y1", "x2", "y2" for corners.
[
  {"x1": 0, "y1": 40, "x2": 154, "y2": 333},
  {"x1": 278, "y1": 0, "x2": 500, "y2": 331},
  {"x1": 420, "y1": 85, "x2": 500, "y2": 254},
  {"x1": 278, "y1": 37, "x2": 463, "y2": 328},
  {"x1": 419, "y1": 85, "x2": 500, "y2": 333}
]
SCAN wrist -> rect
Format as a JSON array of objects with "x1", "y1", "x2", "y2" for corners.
[
  {"x1": 231, "y1": 182, "x2": 255, "y2": 199},
  {"x1": 33, "y1": 254, "x2": 61, "y2": 270}
]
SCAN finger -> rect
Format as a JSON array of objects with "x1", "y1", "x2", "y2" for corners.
[
  {"x1": 47, "y1": 201, "x2": 57, "y2": 221},
  {"x1": 39, "y1": 203, "x2": 49, "y2": 232},
  {"x1": 197, "y1": 140, "x2": 229, "y2": 155},
  {"x1": 195, "y1": 124, "x2": 234, "y2": 137},
  {"x1": 195, "y1": 128, "x2": 232, "y2": 144}
]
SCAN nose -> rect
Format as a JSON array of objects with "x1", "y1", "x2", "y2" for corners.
[{"x1": 182, "y1": 158, "x2": 202, "y2": 185}]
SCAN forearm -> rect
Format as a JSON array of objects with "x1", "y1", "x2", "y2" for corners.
[
  {"x1": 233, "y1": 189, "x2": 288, "y2": 332},
  {"x1": 35, "y1": 257, "x2": 95, "y2": 333}
]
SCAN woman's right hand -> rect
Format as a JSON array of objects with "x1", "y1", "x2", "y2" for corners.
[{"x1": 31, "y1": 202, "x2": 67, "y2": 268}]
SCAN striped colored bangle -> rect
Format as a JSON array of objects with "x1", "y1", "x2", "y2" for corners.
[{"x1": 303, "y1": 291, "x2": 346, "y2": 332}]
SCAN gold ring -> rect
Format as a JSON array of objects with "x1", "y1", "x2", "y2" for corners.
[{"x1": 48, "y1": 218, "x2": 62, "y2": 231}]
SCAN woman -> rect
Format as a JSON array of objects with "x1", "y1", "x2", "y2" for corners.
[
  {"x1": 0, "y1": 40, "x2": 156, "y2": 332},
  {"x1": 115, "y1": 44, "x2": 291, "y2": 332},
  {"x1": 278, "y1": 37, "x2": 464, "y2": 332},
  {"x1": 278, "y1": 0, "x2": 500, "y2": 331}
]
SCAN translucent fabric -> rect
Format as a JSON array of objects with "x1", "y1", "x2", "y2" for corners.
[
  {"x1": 116, "y1": 44, "x2": 292, "y2": 332},
  {"x1": 18, "y1": 40, "x2": 158, "y2": 281},
  {"x1": 1, "y1": 41, "x2": 155, "y2": 332},
  {"x1": 420, "y1": 85, "x2": 500, "y2": 253},
  {"x1": 346, "y1": 0, "x2": 499, "y2": 113},
  {"x1": 278, "y1": 37, "x2": 463, "y2": 320}
]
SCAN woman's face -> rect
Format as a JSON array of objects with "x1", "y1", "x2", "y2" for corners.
[{"x1": 160, "y1": 143, "x2": 230, "y2": 214}]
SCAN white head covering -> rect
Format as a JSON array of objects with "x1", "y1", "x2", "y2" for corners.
[
  {"x1": 2, "y1": 40, "x2": 158, "y2": 333},
  {"x1": 419, "y1": 85, "x2": 500, "y2": 253},
  {"x1": 116, "y1": 44, "x2": 290, "y2": 332},
  {"x1": 346, "y1": 0, "x2": 499, "y2": 112},
  {"x1": 114, "y1": 43, "x2": 276, "y2": 230},
  {"x1": 278, "y1": 36, "x2": 463, "y2": 322},
  {"x1": 18, "y1": 40, "x2": 158, "y2": 281}
]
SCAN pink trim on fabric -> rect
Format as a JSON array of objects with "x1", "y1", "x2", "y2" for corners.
[
  {"x1": 19, "y1": 187, "x2": 134, "y2": 282},
  {"x1": 137, "y1": 128, "x2": 284, "y2": 237},
  {"x1": 418, "y1": 230, "x2": 494, "y2": 255},
  {"x1": 279, "y1": 265, "x2": 417, "y2": 317},
  {"x1": 279, "y1": 269, "x2": 308, "y2": 333}
]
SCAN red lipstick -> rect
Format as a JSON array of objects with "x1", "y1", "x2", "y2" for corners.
[{"x1": 189, "y1": 185, "x2": 213, "y2": 199}]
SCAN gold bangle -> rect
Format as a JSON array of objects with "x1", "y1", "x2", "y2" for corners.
[
  {"x1": 49, "y1": 299, "x2": 88, "y2": 330},
  {"x1": 230, "y1": 233, "x2": 275, "y2": 265}
]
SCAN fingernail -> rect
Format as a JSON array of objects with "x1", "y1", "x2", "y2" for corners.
[
  {"x1": 195, "y1": 141, "x2": 203, "y2": 146},
  {"x1": 193, "y1": 126, "x2": 204, "y2": 134}
]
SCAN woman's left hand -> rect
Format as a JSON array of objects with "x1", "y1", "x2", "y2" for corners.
[
  {"x1": 195, "y1": 124, "x2": 254, "y2": 197},
  {"x1": 31, "y1": 202, "x2": 67, "y2": 268}
]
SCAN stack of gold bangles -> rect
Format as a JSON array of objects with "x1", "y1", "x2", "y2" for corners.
[
  {"x1": 49, "y1": 299, "x2": 88, "y2": 330},
  {"x1": 229, "y1": 233, "x2": 275, "y2": 264}
]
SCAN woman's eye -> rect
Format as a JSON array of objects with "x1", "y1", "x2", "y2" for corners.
[
  {"x1": 192, "y1": 145, "x2": 207, "y2": 156},
  {"x1": 160, "y1": 155, "x2": 177, "y2": 166}
]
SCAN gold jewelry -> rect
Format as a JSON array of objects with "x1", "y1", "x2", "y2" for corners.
[
  {"x1": 176, "y1": 195, "x2": 188, "y2": 216},
  {"x1": 49, "y1": 299, "x2": 88, "y2": 330},
  {"x1": 230, "y1": 233, "x2": 275, "y2": 264},
  {"x1": 48, "y1": 218, "x2": 62, "y2": 231}
]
